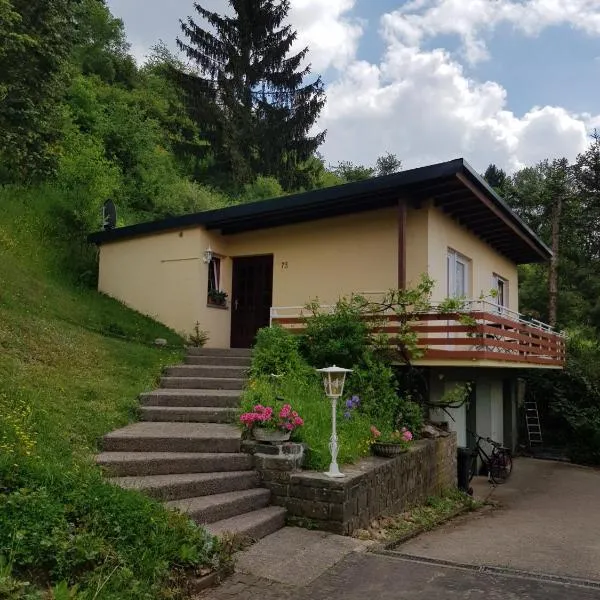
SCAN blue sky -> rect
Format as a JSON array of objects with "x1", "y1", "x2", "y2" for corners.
[
  {"x1": 349, "y1": 1, "x2": 600, "y2": 115},
  {"x1": 106, "y1": 0, "x2": 600, "y2": 171}
]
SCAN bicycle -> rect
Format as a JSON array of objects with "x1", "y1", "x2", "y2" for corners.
[{"x1": 468, "y1": 432, "x2": 513, "y2": 487}]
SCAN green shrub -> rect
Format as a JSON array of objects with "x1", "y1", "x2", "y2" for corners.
[
  {"x1": 299, "y1": 297, "x2": 370, "y2": 368},
  {"x1": 0, "y1": 464, "x2": 220, "y2": 598},
  {"x1": 189, "y1": 322, "x2": 209, "y2": 347},
  {"x1": 347, "y1": 354, "x2": 398, "y2": 423},
  {"x1": 54, "y1": 123, "x2": 122, "y2": 237},
  {"x1": 239, "y1": 176, "x2": 284, "y2": 203},
  {"x1": 524, "y1": 330, "x2": 600, "y2": 464},
  {"x1": 395, "y1": 395, "x2": 424, "y2": 436},
  {"x1": 566, "y1": 414, "x2": 600, "y2": 465},
  {"x1": 346, "y1": 355, "x2": 423, "y2": 433},
  {"x1": 242, "y1": 292, "x2": 430, "y2": 469},
  {"x1": 251, "y1": 326, "x2": 308, "y2": 377}
]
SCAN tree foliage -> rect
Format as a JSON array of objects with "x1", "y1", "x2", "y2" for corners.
[
  {"x1": 330, "y1": 160, "x2": 375, "y2": 183},
  {"x1": 175, "y1": 0, "x2": 326, "y2": 189},
  {"x1": 330, "y1": 152, "x2": 402, "y2": 183},
  {"x1": 375, "y1": 152, "x2": 402, "y2": 176},
  {"x1": 492, "y1": 133, "x2": 600, "y2": 463},
  {"x1": 483, "y1": 163, "x2": 507, "y2": 191},
  {"x1": 71, "y1": 0, "x2": 137, "y2": 85},
  {"x1": 0, "y1": 0, "x2": 77, "y2": 182}
]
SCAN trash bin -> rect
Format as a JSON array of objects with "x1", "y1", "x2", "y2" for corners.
[{"x1": 457, "y1": 446, "x2": 472, "y2": 493}]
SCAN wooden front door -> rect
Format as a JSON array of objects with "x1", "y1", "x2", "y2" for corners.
[{"x1": 230, "y1": 255, "x2": 274, "y2": 348}]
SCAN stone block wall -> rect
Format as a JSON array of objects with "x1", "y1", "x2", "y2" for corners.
[{"x1": 247, "y1": 434, "x2": 457, "y2": 535}]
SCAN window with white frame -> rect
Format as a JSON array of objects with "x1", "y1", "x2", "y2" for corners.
[
  {"x1": 447, "y1": 249, "x2": 470, "y2": 298},
  {"x1": 492, "y1": 273, "x2": 509, "y2": 309}
]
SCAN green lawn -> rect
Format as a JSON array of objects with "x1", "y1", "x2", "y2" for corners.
[{"x1": 0, "y1": 190, "x2": 222, "y2": 599}]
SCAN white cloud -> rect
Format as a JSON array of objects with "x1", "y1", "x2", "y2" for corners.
[
  {"x1": 129, "y1": 40, "x2": 150, "y2": 66},
  {"x1": 289, "y1": 0, "x2": 363, "y2": 71},
  {"x1": 319, "y1": 39, "x2": 594, "y2": 172},
  {"x1": 383, "y1": 0, "x2": 600, "y2": 65},
  {"x1": 314, "y1": 0, "x2": 600, "y2": 172}
]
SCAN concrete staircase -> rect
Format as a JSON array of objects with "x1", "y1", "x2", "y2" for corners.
[{"x1": 97, "y1": 347, "x2": 286, "y2": 540}]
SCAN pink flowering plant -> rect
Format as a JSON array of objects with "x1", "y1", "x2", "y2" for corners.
[
  {"x1": 240, "y1": 403, "x2": 305, "y2": 433},
  {"x1": 370, "y1": 424, "x2": 413, "y2": 446}
]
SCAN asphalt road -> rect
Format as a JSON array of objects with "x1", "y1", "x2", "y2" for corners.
[{"x1": 305, "y1": 552, "x2": 600, "y2": 600}]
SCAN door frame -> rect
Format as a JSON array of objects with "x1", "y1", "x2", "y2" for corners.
[{"x1": 230, "y1": 254, "x2": 274, "y2": 349}]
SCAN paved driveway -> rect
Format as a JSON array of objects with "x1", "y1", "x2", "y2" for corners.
[
  {"x1": 201, "y1": 458, "x2": 600, "y2": 600},
  {"x1": 398, "y1": 458, "x2": 600, "y2": 581}
]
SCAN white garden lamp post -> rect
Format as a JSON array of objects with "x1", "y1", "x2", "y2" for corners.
[{"x1": 317, "y1": 366, "x2": 353, "y2": 478}]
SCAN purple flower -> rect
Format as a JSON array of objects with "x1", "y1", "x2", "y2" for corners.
[
  {"x1": 345, "y1": 398, "x2": 354, "y2": 409},
  {"x1": 343, "y1": 411, "x2": 352, "y2": 420},
  {"x1": 351, "y1": 395, "x2": 360, "y2": 407}
]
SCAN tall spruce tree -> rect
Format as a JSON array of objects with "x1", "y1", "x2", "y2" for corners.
[{"x1": 176, "y1": 0, "x2": 326, "y2": 189}]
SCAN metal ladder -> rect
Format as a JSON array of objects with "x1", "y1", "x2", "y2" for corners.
[{"x1": 525, "y1": 400, "x2": 543, "y2": 446}]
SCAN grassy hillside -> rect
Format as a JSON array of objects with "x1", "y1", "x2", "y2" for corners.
[{"x1": 0, "y1": 190, "x2": 223, "y2": 599}]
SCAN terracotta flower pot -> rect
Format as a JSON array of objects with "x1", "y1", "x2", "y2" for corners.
[
  {"x1": 372, "y1": 442, "x2": 408, "y2": 458},
  {"x1": 252, "y1": 428, "x2": 291, "y2": 443}
]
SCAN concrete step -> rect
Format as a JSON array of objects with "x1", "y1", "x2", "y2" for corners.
[
  {"x1": 140, "y1": 389, "x2": 241, "y2": 408},
  {"x1": 111, "y1": 470, "x2": 259, "y2": 502},
  {"x1": 164, "y1": 365, "x2": 248, "y2": 379},
  {"x1": 167, "y1": 488, "x2": 271, "y2": 525},
  {"x1": 187, "y1": 348, "x2": 252, "y2": 357},
  {"x1": 185, "y1": 355, "x2": 252, "y2": 367},
  {"x1": 206, "y1": 506, "x2": 286, "y2": 540},
  {"x1": 102, "y1": 422, "x2": 241, "y2": 453},
  {"x1": 160, "y1": 377, "x2": 245, "y2": 390},
  {"x1": 96, "y1": 452, "x2": 253, "y2": 477},
  {"x1": 140, "y1": 406, "x2": 236, "y2": 423}
]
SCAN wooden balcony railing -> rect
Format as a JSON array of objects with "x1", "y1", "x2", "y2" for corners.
[{"x1": 270, "y1": 301, "x2": 566, "y2": 368}]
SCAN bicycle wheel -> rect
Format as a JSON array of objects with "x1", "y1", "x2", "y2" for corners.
[{"x1": 489, "y1": 450, "x2": 513, "y2": 484}]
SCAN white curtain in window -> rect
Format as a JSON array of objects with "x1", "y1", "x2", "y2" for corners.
[
  {"x1": 211, "y1": 259, "x2": 220, "y2": 290},
  {"x1": 447, "y1": 250, "x2": 469, "y2": 298}
]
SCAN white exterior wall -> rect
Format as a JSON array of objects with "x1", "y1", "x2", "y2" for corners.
[
  {"x1": 428, "y1": 370, "x2": 508, "y2": 453},
  {"x1": 429, "y1": 376, "x2": 468, "y2": 447}
]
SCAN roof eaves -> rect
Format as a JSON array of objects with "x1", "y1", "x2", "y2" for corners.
[
  {"x1": 87, "y1": 158, "x2": 466, "y2": 244},
  {"x1": 460, "y1": 159, "x2": 553, "y2": 260}
]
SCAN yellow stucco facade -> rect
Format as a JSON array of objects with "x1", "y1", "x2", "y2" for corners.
[
  {"x1": 97, "y1": 204, "x2": 520, "y2": 348},
  {"x1": 426, "y1": 205, "x2": 519, "y2": 307}
]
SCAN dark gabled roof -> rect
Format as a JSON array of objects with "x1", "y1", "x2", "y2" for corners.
[{"x1": 87, "y1": 158, "x2": 551, "y2": 264}]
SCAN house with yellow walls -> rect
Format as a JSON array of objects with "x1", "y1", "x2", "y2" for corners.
[{"x1": 89, "y1": 158, "x2": 565, "y2": 451}]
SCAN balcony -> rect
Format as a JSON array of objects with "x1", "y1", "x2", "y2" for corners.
[{"x1": 270, "y1": 299, "x2": 566, "y2": 369}]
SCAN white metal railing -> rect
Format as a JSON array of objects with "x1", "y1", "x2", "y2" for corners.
[
  {"x1": 427, "y1": 300, "x2": 566, "y2": 337},
  {"x1": 270, "y1": 298, "x2": 565, "y2": 337}
]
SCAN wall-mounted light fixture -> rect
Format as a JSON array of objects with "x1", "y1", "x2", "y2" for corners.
[{"x1": 202, "y1": 246, "x2": 214, "y2": 264}]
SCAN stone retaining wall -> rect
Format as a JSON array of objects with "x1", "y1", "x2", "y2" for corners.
[{"x1": 245, "y1": 434, "x2": 457, "y2": 535}]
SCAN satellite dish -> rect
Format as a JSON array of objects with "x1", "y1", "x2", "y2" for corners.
[{"x1": 102, "y1": 199, "x2": 117, "y2": 230}]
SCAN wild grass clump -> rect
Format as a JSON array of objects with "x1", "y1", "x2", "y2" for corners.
[{"x1": 0, "y1": 194, "x2": 225, "y2": 598}]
